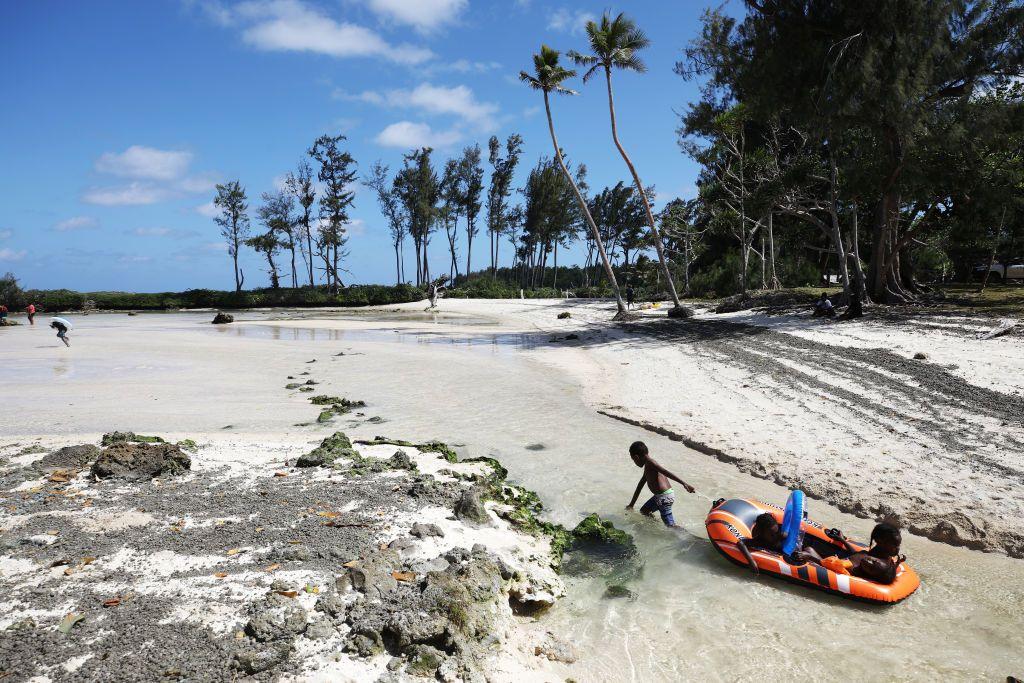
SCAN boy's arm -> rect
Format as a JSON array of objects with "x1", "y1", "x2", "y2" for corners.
[
  {"x1": 651, "y1": 459, "x2": 696, "y2": 494},
  {"x1": 626, "y1": 475, "x2": 646, "y2": 509},
  {"x1": 737, "y1": 539, "x2": 759, "y2": 575}
]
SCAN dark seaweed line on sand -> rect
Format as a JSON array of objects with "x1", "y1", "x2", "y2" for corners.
[{"x1": 621, "y1": 319, "x2": 1024, "y2": 459}]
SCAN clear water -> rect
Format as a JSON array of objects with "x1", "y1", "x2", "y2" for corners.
[
  {"x1": 239, "y1": 313, "x2": 1024, "y2": 681},
  {"x1": 5, "y1": 311, "x2": 1022, "y2": 679}
]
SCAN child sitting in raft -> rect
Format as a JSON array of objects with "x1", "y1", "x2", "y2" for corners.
[
  {"x1": 828, "y1": 523, "x2": 906, "y2": 584},
  {"x1": 737, "y1": 512, "x2": 825, "y2": 575},
  {"x1": 625, "y1": 441, "x2": 696, "y2": 530}
]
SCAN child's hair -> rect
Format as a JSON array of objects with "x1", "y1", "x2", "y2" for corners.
[
  {"x1": 629, "y1": 441, "x2": 649, "y2": 457},
  {"x1": 752, "y1": 512, "x2": 776, "y2": 537},
  {"x1": 870, "y1": 522, "x2": 901, "y2": 548}
]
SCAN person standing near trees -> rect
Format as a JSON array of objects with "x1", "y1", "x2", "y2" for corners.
[
  {"x1": 26, "y1": 302, "x2": 35, "y2": 325},
  {"x1": 0, "y1": 303, "x2": 7, "y2": 323}
]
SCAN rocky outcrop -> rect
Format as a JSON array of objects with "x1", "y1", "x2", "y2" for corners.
[
  {"x1": 211, "y1": 312, "x2": 233, "y2": 324},
  {"x1": 295, "y1": 431, "x2": 356, "y2": 467},
  {"x1": 90, "y1": 442, "x2": 191, "y2": 480},
  {"x1": 35, "y1": 444, "x2": 99, "y2": 472}
]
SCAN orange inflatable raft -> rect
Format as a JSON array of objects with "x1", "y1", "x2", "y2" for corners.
[{"x1": 706, "y1": 498, "x2": 920, "y2": 604}]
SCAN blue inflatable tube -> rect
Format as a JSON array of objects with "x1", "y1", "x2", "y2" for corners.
[{"x1": 781, "y1": 489, "x2": 805, "y2": 556}]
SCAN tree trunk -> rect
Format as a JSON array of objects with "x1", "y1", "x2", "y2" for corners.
[
  {"x1": 465, "y1": 217, "x2": 473, "y2": 279},
  {"x1": 849, "y1": 201, "x2": 868, "y2": 302},
  {"x1": 306, "y1": 220, "x2": 314, "y2": 287},
  {"x1": 290, "y1": 245, "x2": 297, "y2": 288},
  {"x1": 553, "y1": 240, "x2": 558, "y2": 291},
  {"x1": 767, "y1": 211, "x2": 779, "y2": 290},
  {"x1": 543, "y1": 90, "x2": 625, "y2": 313},
  {"x1": 394, "y1": 242, "x2": 401, "y2": 286},
  {"x1": 604, "y1": 68, "x2": 680, "y2": 309},
  {"x1": 978, "y1": 207, "x2": 1007, "y2": 294}
]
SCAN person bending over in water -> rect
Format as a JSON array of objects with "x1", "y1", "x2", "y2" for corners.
[
  {"x1": 830, "y1": 522, "x2": 906, "y2": 584},
  {"x1": 50, "y1": 319, "x2": 70, "y2": 347},
  {"x1": 737, "y1": 512, "x2": 823, "y2": 575},
  {"x1": 625, "y1": 441, "x2": 695, "y2": 529}
]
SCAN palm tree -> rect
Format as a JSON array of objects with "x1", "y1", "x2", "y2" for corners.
[
  {"x1": 570, "y1": 12, "x2": 685, "y2": 313},
  {"x1": 520, "y1": 45, "x2": 626, "y2": 314}
]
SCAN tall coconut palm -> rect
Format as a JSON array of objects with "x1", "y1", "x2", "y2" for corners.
[
  {"x1": 520, "y1": 45, "x2": 626, "y2": 314},
  {"x1": 570, "y1": 12, "x2": 684, "y2": 313}
]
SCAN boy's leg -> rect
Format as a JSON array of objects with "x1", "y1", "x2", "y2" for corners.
[
  {"x1": 639, "y1": 496, "x2": 658, "y2": 517},
  {"x1": 656, "y1": 494, "x2": 677, "y2": 527}
]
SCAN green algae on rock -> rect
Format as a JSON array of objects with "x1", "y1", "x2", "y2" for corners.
[{"x1": 101, "y1": 431, "x2": 165, "y2": 446}]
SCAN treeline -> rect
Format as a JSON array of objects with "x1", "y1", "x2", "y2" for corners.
[
  {"x1": 0, "y1": 274, "x2": 424, "y2": 312},
  {"x1": 673, "y1": 1, "x2": 1024, "y2": 303}
]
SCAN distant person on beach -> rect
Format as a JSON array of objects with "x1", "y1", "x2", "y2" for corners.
[
  {"x1": 625, "y1": 441, "x2": 696, "y2": 529},
  {"x1": 626, "y1": 286, "x2": 635, "y2": 310},
  {"x1": 813, "y1": 293, "x2": 835, "y2": 318},
  {"x1": 50, "y1": 319, "x2": 70, "y2": 347},
  {"x1": 829, "y1": 522, "x2": 906, "y2": 584},
  {"x1": 26, "y1": 303, "x2": 36, "y2": 324},
  {"x1": 0, "y1": 304, "x2": 7, "y2": 323},
  {"x1": 737, "y1": 512, "x2": 824, "y2": 574}
]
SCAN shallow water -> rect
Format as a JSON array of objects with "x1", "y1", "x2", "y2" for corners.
[
  {"x1": 6, "y1": 311, "x2": 1022, "y2": 679},
  {"x1": 242, "y1": 315, "x2": 1024, "y2": 681}
]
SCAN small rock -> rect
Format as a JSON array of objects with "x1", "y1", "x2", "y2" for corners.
[
  {"x1": 913, "y1": 352, "x2": 928, "y2": 360},
  {"x1": 410, "y1": 523, "x2": 444, "y2": 539},
  {"x1": 91, "y1": 442, "x2": 190, "y2": 480},
  {"x1": 304, "y1": 617, "x2": 335, "y2": 640},
  {"x1": 388, "y1": 450, "x2": 416, "y2": 470},
  {"x1": 533, "y1": 632, "x2": 578, "y2": 663},
  {"x1": 232, "y1": 643, "x2": 289, "y2": 674},
  {"x1": 212, "y1": 312, "x2": 234, "y2": 325},
  {"x1": 557, "y1": 311, "x2": 571, "y2": 319},
  {"x1": 454, "y1": 488, "x2": 490, "y2": 525},
  {"x1": 603, "y1": 584, "x2": 637, "y2": 600}
]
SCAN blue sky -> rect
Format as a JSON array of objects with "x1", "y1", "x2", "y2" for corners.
[{"x1": 0, "y1": 0, "x2": 717, "y2": 292}]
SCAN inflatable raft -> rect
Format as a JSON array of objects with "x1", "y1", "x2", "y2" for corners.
[{"x1": 706, "y1": 497, "x2": 920, "y2": 604}]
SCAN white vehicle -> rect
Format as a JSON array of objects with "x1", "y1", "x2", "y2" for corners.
[{"x1": 974, "y1": 259, "x2": 1024, "y2": 281}]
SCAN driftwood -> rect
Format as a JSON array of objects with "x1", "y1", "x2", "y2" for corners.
[{"x1": 976, "y1": 318, "x2": 1017, "y2": 340}]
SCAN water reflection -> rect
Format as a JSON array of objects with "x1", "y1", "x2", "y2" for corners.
[{"x1": 214, "y1": 322, "x2": 543, "y2": 352}]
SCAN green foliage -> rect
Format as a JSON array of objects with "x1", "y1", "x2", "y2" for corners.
[
  {"x1": 1, "y1": 272, "x2": 25, "y2": 308},
  {"x1": 13, "y1": 284, "x2": 425, "y2": 312}
]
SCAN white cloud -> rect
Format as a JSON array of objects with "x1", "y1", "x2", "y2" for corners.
[
  {"x1": 195, "y1": 201, "x2": 220, "y2": 218},
  {"x1": 117, "y1": 254, "x2": 153, "y2": 264},
  {"x1": 233, "y1": 0, "x2": 433, "y2": 64},
  {"x1": 366, "y1": 0, "x2": 466, "y2": 33},
  {"x1": 95, "y1": 145, "x2": 192, "y2": 180},
  {"x1": 374, "y1": 121, "x2": 462, "y2": 148},
  {"x1": 83, "y1": 183, "x2": 171, "y2": 206},
  {"x1": 177, "y1": 173, "x2": 220, "y2": 193},
  {"x1": 53, "y1": 216, "x2": 99, "y2": 232},
  {"x1": 444, "y1": 59, "x2": 502, "y2": 74},
  {"x1": 128, "y1": 227, "x2": 199, "y2": 238},
  {"x1": 0, "y1": 248, "x2": 26, "y2": 262},
  {"x1": 547, "y1": 8, "x2": 596, "y2": 34},
  {"x1": 347, "y1": 218, "x2": 366, "y2": 237},
  {"x1": 339, "y1": 83, "x2": 499, "y2": 132}
]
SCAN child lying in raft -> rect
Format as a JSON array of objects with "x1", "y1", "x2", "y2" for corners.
[
  {"x1": 736, "y1": 512, "x2": 825, "y2": 575},
  {"x1": 824, "y1": 523, "x2": 907, "y2": 585}
]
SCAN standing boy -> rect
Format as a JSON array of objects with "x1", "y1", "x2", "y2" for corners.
[{"x1": 625, "y1": 441, "x2": 696, "y2": 528}]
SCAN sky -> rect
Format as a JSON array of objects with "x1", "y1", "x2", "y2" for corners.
[{"x1": 0, "y1": 0, "x2": 721, "y2": 292}]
